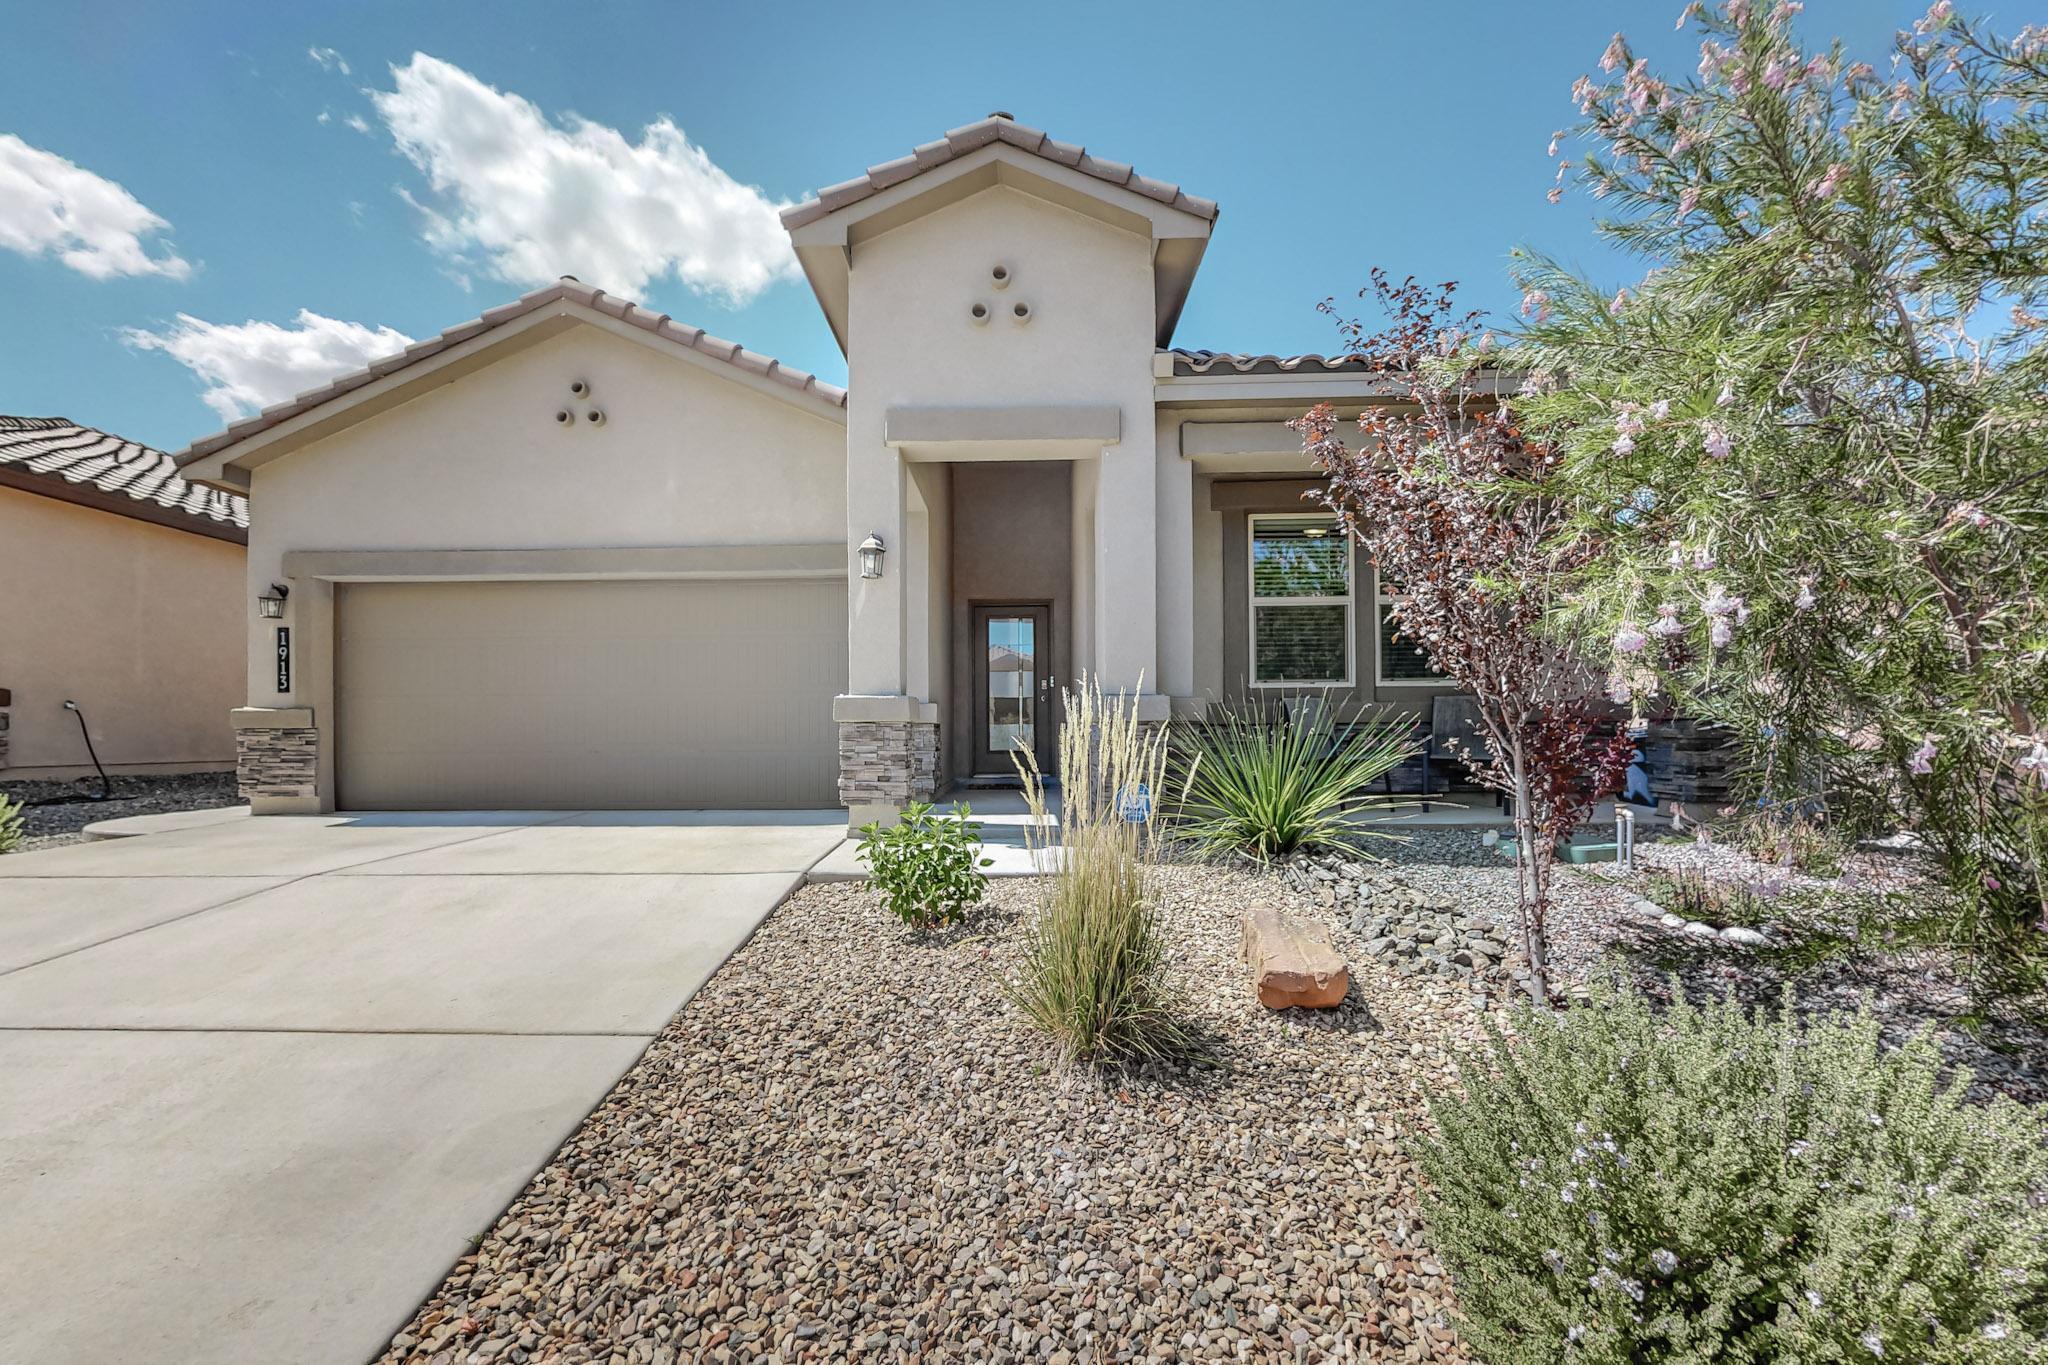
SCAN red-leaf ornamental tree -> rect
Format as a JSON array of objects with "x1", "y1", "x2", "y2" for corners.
[{"x1": 1295, "y1": 271, "x2": 1635, "y2": 1006}]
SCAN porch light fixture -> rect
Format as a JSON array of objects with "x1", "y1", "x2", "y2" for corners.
[
  {"x1": 857, "y1": 533, "x2": 886, "y2": 580},
  {"x1": 257, "y1": 583, "x2": 289, "y2": 619}
]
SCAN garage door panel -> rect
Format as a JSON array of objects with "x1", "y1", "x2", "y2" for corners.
[{"x1": 336, "y1": 580, "x2": 845, "y2": 809}]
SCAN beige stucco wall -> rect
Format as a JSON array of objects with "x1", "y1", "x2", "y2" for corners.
[
  {"x1": 0, "y1": 487, "x2": 243, "y2": 778},
  {"x1": 843, "y1": 185, "x2": 1160, "y2": 706},
  {"x1": 241, "y1": 322, "x2": 848, "y2": 809}
]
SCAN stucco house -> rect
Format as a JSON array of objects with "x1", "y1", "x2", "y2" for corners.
[
  {"x1": 176, "y1": 114, "x2": 1460, "y2": 824},
  {"x1": 0, "y1": 416, "x2": 248, "y2": 780}
]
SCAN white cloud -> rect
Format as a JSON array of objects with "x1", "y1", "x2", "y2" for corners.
[
  {"x1": 308, "y1": 45, "x2": 351, "y2": 75},
  {"x1": 0, "y1": 133, "x2": 191, "y2": 280},
  {"x1": 343, "y1": 113, "x2": 371, "y2": 135},
  {"x1": 124, "y1": 310, "x2": 413, "y2": 422},
  {"x1": 368, "y1": 53, "x2": 799, "y2": 304}
]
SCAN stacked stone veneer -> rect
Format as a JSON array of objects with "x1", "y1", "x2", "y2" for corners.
[
  {"x1": 235, "y1": 726, "x2": 319, "y2": 801},
  {"x1": 837, "y1": 721, "x2": 940, "y2": 806}
]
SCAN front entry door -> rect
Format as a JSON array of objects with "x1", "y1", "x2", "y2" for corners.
[{"x1": 972, "y1": 604, "x2": 1054, "y2": 776}]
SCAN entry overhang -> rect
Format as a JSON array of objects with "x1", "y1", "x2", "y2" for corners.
[{"x1": 885, "y1": 404, "x2": 1121, "y2": 462}]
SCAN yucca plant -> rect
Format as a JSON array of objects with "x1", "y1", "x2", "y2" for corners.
[
  {"x1": 1008, "y1": 675, "x2": 1205, "y2": 1067},
  {"x1": 1168, "y1": 701, "x2": 1417, "y2": 861}
]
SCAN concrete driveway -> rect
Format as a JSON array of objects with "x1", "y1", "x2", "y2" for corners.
[{"x1": 0, "y1": 808, "x2": 845, "y2": 1365}]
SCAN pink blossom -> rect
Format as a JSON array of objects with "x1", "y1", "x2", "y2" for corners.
[
  {"x1": 1809, "y1": 163, "x2": 1847, "y2": 199},
  {"x1": 1728, "y1": 0, "x2": 1751, "y2": 25},
  {"x1": 1650, "y1": 399, "x2": 1671, "y2": 420},
  {"x1": 1915, "y1": 0, "x2": 1952, "y2": 34},
  {"x1": 1477, "y1": 331, "x2": 1496, "y2": 353},
  {"x1": 1615, "y1": 407, "x2": 1646, "y2": 437},
  {"x1": 1692, "y1": 546, "x2": 1717, "y2": 571},
  {"x1": 1703, "y1": 423, "x2": 1733, "y2": 459},
  {"x1": 1729, "y1": 67, "x2": 1752, "y2": 95},
  {"x1": 2017, "y1": 740, "x2": 2048, "y2": 785},
  {"x1": 1908, "y1": 736, "x2": 1937, "y2": 775},
  {"x1": 1548, "y1": 188, "x2": 1564, "y2": 205},
  {"x1": 1612, "y1": 434, "x2": 1636, "y2": 457},
  {"x1": 1677, "y1": 186, "x2": 1700, "y2": 217},
  {"x1": 1717, "y1": 378, "x2": 1736, "y2": 407},
  {"x1": 1772, "y1": 0, "x2": 1804, "y2": 20},
  {"x1": 1698, "y1": 41, "x2": 1725, "y2": 80},
  {"x1": 1650, "y1": 603, "x2": 1685, "y2": 637},
  {"x1": 1950, "y1": 501, "x2": 1991, "y2": 528},
  {"x1": 1521, "y1": 289, "x2": 1552, "y2": 322},
  {"x1": 1615, "y1": 624, "x2": 1648, "y2": 654},
  {"x1": 1600, "y1": 32, "x2": 1630, "y2": 73},
  {"x1": 1667, "y1": 541, "x2": 1687, "y2": 568},
  {"x1": 1702, "y1": 584, "x2": 1742, "y2": 619},
  {"x1": 1548, "y1": 130, "x2": 1564, "y2": 157},
  {"x1": 1676, "y1": 2, "x2": 1697, "y2": 29},
  {"x1": 1805, "y1": 55, "x2": 1831, "y2": 81},
  {"x1": 1609, "y1": 288, "x2": 1630, "y2": 315},
  {"x1": 1572, "y1": 75, "x2": 1597, "y2": 113},
  {"x1": 1711, "y1": 616, "x2": 1734, "y2": 648},
  {"x1": 1762, "y1": 57, "x2": 1794, "y2": 90}
]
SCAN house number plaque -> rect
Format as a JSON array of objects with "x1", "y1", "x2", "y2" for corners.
[{"x1": 275, "y1": 627, "x2": 291, "y2": 693}]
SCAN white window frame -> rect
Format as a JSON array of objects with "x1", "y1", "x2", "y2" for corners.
[
  {"x1": 1372, "y1": 569, "x2": 1452, "y2": 687},
  {"x1": 1247, "y1": 513, "x2": 1354, "y2": 689}
]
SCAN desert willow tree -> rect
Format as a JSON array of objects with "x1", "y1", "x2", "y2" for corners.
[
  {"x1": 1511, "y1": 1, "x2": 2048, "y2": 988},
  {"x1": 1297, "y1": 273, "x2": 1635, "y2": 1007}
]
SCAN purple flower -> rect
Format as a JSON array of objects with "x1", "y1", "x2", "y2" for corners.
[
  {"x1": 1717, "y1": 378, "x2": 1736, "y2": 407},
  {"x1": 1692, "y1": 546, "x2": 1717, "y2": 571},
  {"x1": 1703, "y1": 423, "x2": 1733, "y2": 459},
  {"x1": 1950, "y1": 501, "x2": 1991, "y2": 528},
  {"x1": 1610, "y1": 288, "x2": 1630, "y2": 315},
  {"x1": 1601, "y1": 32, "x2": 1630, "y2": 72},
  {"x1": 1612, "y1": 433, "x2": 1636, "y2": 457},
  {"x1": 1762, "y1": 57, "x2": 1794, "y2": 89},
  {"x1": 1650, "y1": 399, "x2": 1671, "y2": 420},
  {"x1": 1809, "y1": 163, "x2": 1847, "y2": 200},
  {"x1": 1521, "y1": 288, "x2": 1552, "y2": 322},
  {"x1": 1711, "y1": 617, "x2": 1734, "y2": 648},
  {"x1": 1650, "y1": 603, "x2": 1685, "y2": 637},
  {"x1": 1909, "y1": 736, "x2": 1937, "y2": 776},
  {"x1": 1615, "y1": 624, "x2": 1648, "y2": 654}
]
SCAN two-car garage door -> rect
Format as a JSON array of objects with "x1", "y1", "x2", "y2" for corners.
[{"x1": 335, "y1": 579, "x2": 845, "y2": 809}]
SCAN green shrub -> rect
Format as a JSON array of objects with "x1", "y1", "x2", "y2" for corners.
[
  {"x1": 1418, "y1": 979, "x2": 2048, "y2": 1363},
  {"x1": 0, "y1": 794, "x2": 22, "y2": 854},
  {"x1": 1168, "y1": 702, "x2": 1415, "y2": 861},
  {"x1": 1641, "y1": 866, "x2": 1781, "y2": 929},
  {"x1": 1009, "y1": 676, "x2": 1205, "y2": 1067},
  {"x1": 854, "y1": 800, "x2": 992, "y2": 932}
]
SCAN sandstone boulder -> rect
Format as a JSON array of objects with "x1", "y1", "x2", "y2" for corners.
[{"x1": 1241, "y1": 906, "x2": 1350, "y2": 1009}]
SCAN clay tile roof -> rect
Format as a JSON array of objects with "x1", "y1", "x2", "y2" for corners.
[
  {"x1": 1164, "y1": 350, "x2": 1379, "y2": 377},
  {"x1": 171, "y1": 278, "x2": 847, "y2": 468},
  {"x1": 0, "y1": 415, "x2": 248, "y2": 534},
  {"x1": 780, "y1": 114, "x2": 1219, "y2": 230}
]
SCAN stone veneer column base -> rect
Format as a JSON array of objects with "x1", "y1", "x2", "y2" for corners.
[
  {"x1": 232, "y1": 707, "x2": 320, "y2": 814},
  {"x1": 833, "y1": 695, "x2": 940, "y2": 822}
]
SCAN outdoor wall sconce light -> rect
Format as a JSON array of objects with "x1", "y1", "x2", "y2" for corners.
[
  {"x1": 858, "y1": 533, "x2": 886, "y2": 580},
  {"x1": 257, "y1": 583, "x2": 289, "y2": 618}
]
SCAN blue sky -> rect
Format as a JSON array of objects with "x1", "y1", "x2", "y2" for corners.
[{"x1": 1, "y1": 0, "x2": 1915, "y2": 453}]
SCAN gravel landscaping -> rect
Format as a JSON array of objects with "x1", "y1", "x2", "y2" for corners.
[
  {"x1": 1, "y1": 771, "x2": 242, "y2": 851},
  {"x1": 380, "y1": 858, "x2": 1494, "y2": 1365},
  {"x1": 377, "y1": 820, "x2": 2045, "y2": 1365}
]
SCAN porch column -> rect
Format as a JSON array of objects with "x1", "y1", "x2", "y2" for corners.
[
  {"x1": 1154, "y1": 412, "x2": 1196, "y2": 702},
  {"x1": 1088, "y1": 428, "x2": 1164, "y2": 719}
]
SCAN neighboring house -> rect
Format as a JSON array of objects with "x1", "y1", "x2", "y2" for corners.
[
  {"x1": 175, "y1": 114, "x2": 1460, "y2": 823},
  {"x1": 0, "y1": 416, "x2": 248, "y2": 780}
]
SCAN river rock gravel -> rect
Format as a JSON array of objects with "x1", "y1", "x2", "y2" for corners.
[{"x1": 377, "y1": 862, "x2": 1493, "y2": 1365}]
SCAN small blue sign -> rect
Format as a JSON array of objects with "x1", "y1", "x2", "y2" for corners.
[{"x1": 1116, "y1": 782, "x2": 1153, "y2": 823}]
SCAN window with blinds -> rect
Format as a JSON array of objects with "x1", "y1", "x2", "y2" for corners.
[{"x1": 1249, "y1": 514, "x2": 1352, "y2": 685}]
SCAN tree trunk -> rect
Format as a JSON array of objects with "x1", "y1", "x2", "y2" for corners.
[{"x1": 1509, "y1": 740, "x2": 1549, "y2": 1007}]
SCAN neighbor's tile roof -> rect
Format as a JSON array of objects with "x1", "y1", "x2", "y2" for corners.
[
  {"x1": 1164, "y1": 350, "x2": 1378, "y2": 377},
  {"x1": 0, "y1": 415, "x2": 249, "y2": 532},
  {"x1": 173, "y1": 278, "x2": 847, "y2": 468},
  {"x1": 781, "y1": 114, "x2": 1219, "y2": 230}
]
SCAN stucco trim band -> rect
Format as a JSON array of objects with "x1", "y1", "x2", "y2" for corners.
[
  {"x1": 280, "y1": 544, "x2": 846, "y2": 583},
  {"x1": 884, "y1": 405, "x2": 1121, "y2": 447},
  {"x1": 231, "y1": 707, "x2": 315, "y2": 730},
  {"x1": 832, "y1": 694, "x2": 940, "y2": 724}
]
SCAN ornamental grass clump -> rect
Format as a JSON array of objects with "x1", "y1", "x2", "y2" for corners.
[
  {"x1": 1418, "y1": 978, "x2": 2048, "y2": 1364},
  {"x1": 1168, "y1": 702, "x2": 1415, "y2": 862},
  {"x1": 1008, "y1": 676, "x2": 1205, "y2": 1067},
  {"x1": 0, "y1": 794, "x2": 23, "y2": 854}
]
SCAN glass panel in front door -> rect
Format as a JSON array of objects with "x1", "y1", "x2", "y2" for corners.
[{"x1": 987, "y1": 615, "x2": 1036, "y2": 756}]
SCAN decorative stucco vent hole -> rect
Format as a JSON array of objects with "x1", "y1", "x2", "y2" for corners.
[
  {"x1": 990, "y1": 264, "x2": 1011, "y2": 289},
  {"x1": 1011, "y1": 300, "x2": 1032, "y2": 324},
  {"x1": 568, "y1": 379, "x2": 592, "y2": 398},
  {"x1": 586, "y1": 408, "x2": 607, "y2": 427},
  {"x1": 969, "y1": 301, "x2": 990, "y2": 325},
  {"x1": 555, "y1": 408, "x2": 575, "y2": 427}
]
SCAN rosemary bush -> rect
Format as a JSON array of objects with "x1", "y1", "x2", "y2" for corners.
[
  {"x1": 1419, "y1": 979, "x2": 2048, "y2": 1363},
  {"x1": 1008, "y1": 676, "x2": 1204, "y2": 1067}
]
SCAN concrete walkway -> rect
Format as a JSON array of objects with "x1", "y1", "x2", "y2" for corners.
[{"x1": 0, "y1": 808, "x2": 844, "y2": 1365}]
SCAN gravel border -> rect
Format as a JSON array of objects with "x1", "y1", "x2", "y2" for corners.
[{"x1": 1, "y1": 771, "x2": 243, "y2": 852}]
